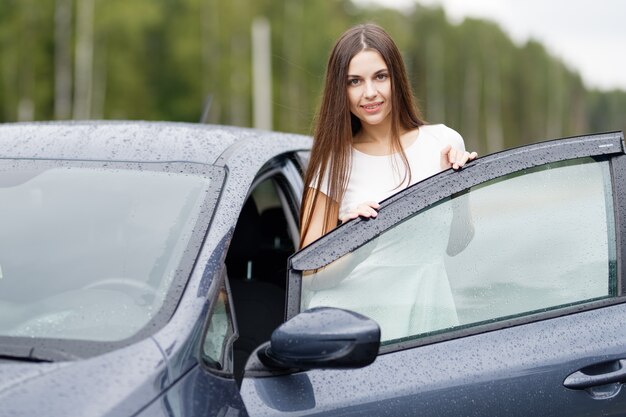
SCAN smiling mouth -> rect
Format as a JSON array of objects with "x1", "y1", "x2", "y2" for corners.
[{"x1": 361, "y1": 102, "x2": 383, "y2": 112}]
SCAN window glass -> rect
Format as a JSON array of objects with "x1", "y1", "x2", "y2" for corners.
[
  {"x1": 0, "y1": 162, "x2": 212, "y2": 342},
  {"x1": 302, "y1": 158, "x2": 616, "y2": 344},
  {"x1": 202, "y1": 281, "x2": 235, "y2": 370}
]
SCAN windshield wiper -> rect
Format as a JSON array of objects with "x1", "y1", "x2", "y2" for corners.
[
  {"x1": 0, "y1": 352, "x2": 52, "y2": 363},
  {"x1": 0, "y1": 343, "x2": 78, "y2": 362}
]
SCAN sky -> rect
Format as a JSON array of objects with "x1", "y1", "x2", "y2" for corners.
[{"x1": 354, "y1": 0, "x2": 626, "y2": 91}]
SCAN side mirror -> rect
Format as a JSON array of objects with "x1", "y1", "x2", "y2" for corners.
[{"x1": 255, "y1": 307, "x2": 380, "y2": 371}]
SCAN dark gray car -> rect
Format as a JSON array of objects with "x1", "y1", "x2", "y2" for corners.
[
  {"x1": 1, "y1": 122, "x2": 625, "y2": 416},
  {"x1": 0, "y1": 121, "x2": 312, "y2": 416}
]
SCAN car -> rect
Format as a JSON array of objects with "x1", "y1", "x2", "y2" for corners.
[
  {"x1": 1, "y1": 122, "x2": 625, "y2": 417},
  {"x1": 0, "y1": 121, "x2": 313, "y2": 416}
]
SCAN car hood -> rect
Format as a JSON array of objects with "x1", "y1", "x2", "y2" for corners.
[{"x1": 0, "y1": 337, "x2": 167, "y2": 417}]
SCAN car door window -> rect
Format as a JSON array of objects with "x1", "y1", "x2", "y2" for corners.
[
  {"x1": 288, "y1": 132, "x2": 625, "y2": 350},
  {"x1": 301, "y1": 157, "x2": 616, "y2": 343}
]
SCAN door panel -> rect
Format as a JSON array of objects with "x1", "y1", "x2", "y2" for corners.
[{"x1": 242, "y1": 303, "x2": 626, "y2": 416}]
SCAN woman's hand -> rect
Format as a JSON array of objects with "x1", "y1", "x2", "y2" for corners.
[
  {"x1": 339, "y1": 201, "x2": 380, "y2": 224},
  {"x1": 440, "y1": 145, "x2": 478, "y2": 170}
]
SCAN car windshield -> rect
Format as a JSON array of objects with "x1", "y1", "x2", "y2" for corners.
[{"x1": 0, "y1": 160, "x2": 215, "y2": 343}]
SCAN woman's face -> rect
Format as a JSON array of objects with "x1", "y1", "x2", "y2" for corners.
[{"x1": 346, "y1": 49, "x2": 392, "y2": 128}]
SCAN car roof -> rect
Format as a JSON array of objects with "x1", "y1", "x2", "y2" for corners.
[{"x1": 0, "y1": 120, "x2": 311, "y2": 166}]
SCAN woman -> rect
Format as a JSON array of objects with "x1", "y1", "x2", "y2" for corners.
[
  {"x1": 299, "y1": 23, "x2": 477, "y2": 341},
  {"x1": 300, "y1": 23, "x2": 476, "y2": 248}
]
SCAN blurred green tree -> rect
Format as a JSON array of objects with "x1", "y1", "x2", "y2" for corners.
[{"x1": 0, "y1": 0, "x2": 623, "y2": 152}]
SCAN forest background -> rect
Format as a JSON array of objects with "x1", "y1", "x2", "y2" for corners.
[{"x1": 1, "y1": 0, "x2": 625, "y2": 154}]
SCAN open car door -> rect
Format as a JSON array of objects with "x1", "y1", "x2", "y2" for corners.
[{"x1": 242, "y1": 132, "x2": 626, "y2": 417}]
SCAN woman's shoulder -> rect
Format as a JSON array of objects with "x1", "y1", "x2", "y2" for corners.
[
  {"x1": 420, "y1": 123, "x2": 462, "y2": 139},
  {"x1": 419, "y1": 124, "x2": 465, "y2": 150}
]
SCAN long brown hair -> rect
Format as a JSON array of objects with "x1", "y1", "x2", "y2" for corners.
[{"x1": 300, "y1": 23, "x2": 425, "y2": 247}]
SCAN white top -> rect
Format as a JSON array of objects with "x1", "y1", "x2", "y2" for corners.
[{"x1": 313, "y1": 124, "x2": 465, "y2": 219}]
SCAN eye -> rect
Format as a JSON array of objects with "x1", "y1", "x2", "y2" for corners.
[
  {"x1": 376, "y1": 73, "x2": 389, "y2": 81},
  {"x1": 348, "y1": 78, "x2": 360, "y2": 86}
]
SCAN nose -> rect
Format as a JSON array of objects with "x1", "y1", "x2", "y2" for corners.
[{"x1": 364, "y1": 80, "x2": 377, "y2": 99}]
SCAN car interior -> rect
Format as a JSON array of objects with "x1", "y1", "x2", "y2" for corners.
[{"x1": 224, "y1": 176, "x2": 297, "y2": 384}]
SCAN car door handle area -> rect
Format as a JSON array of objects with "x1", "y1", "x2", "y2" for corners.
[{"x1": 564, "y1": 359, "x2": 626, "y2": 389}]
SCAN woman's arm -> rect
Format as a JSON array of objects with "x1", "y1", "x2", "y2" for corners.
[
  {"x1": 303, "y1": 240, "x2": 374, "y2": 291},
  {"x1": 301, "y1": 191, "x2": 381, "y2": 247},
  {"x1": 446, "y1": 190, "x2": 475, "y2": 256},
  {"x1": 300, "y1": 189, "x2": 377, "y2": 291},
  {"x1": 300, "y1": 188, "x2": 337, "y2": 248},
  {"x1": 439, "y1": 134, "x2": 477, "y2": 256}
]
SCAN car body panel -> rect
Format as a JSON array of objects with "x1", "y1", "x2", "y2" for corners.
[
  {"x1": 242, "y1": 303, "x2": 626, "y2": 416},
  {"x1": 0, "y1": 121, "x2": 240, "y2": 164},
  {"x1": 137, "y1": 363, "x2": 249, "y2": 417},
  {"x1": 0, "y1": 337, "x2": 167, "y2": 417}
]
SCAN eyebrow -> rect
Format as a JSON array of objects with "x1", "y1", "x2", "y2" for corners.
[{"x1": 347, "y1": 69, "x2": 389, "y2": 78}]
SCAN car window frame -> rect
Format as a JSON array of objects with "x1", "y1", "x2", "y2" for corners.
[
  {"x1": 248, "y1": 154, "x2": 305, "y2": 249},
  {"x1": 286, "y1": 131, "x2": 626, "y2": 353}
]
